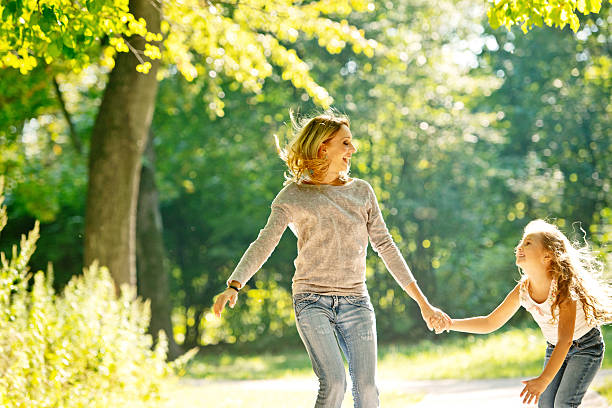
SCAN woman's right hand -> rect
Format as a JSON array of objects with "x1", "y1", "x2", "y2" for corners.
[{"x1": 213, "y1": 288, "x2": 239, "y2": 317}]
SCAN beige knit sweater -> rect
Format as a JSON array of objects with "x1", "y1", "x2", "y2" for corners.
[{"x1": 227, "y1": 178, "x2": 416, "y2": 296}]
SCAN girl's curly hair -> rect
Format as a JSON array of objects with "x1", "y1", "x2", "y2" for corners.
[{"x1": 523, "y1": 219, "x2": 611, "y2": 325}]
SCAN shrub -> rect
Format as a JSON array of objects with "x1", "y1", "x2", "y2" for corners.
[{"x1": 0, "y1": 178, "x2": 190, "y2": 407}]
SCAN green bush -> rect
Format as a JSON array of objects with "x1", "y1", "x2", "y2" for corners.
[
  {"x1": 0, "y1": 178, "x2": 190, "y2": 407},
  {"x1": 202, "y1": 279, "x2": 298, "y2": 348}
]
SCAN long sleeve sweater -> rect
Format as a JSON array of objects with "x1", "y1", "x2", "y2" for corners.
[{"x1": 227, "y1": 178, "x2": 416, "y2": 296}]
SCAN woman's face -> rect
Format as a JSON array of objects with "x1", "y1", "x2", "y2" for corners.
[
  {"x1": 515, "y1": 233, "x2": 549, "y2": 271},
  {"x1": 321, "y1": 125, "x2": 356, "y2": 175}
]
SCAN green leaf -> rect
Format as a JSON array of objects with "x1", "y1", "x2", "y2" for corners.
[
  {"x1": 62, "y1": 44, "x2": 76, "y2": 58},
  {"x1": 2, "y1": 8, "x2": 10, "y2": 21},
  {"x1": 87, "y1": 0, "x2": 102, "y2": 14},
  {"x1": 40, "y1": 6, "x2": 57, "y2": 32},
  {"x1": 6, "y1": 1, "x2": 17, "y2": 14},
  {"x1": 532, "y1": 13, "x2": 543, "y2": 27},
  {"x1": 2, "y1": 1, "x2": 17, "y2": 21},
  {"x1": 29, "y1": 11, "x2": 40, "y2": 26},
  {"x1": 47, "y1": 36, "x2": 62, "y2": 57},
  {"x1": 584, "y1": 0, "x2": 602, "y2": 13},
  {"x1": 62, "y1": 33, "x2": 76, "y2": 49},
  {"x1": 488, "y1": 9, "x2": 501, "y2": 30},
  {"x1": 549, "y1": 8, "x2": 562, "y2": 26}
]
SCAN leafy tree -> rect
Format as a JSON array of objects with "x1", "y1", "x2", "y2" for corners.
[
  {"x1": 0, "y1": 64, "x2": 104, "y2": 290},
  {"x1": 480, "y1": 3, "x2": 611, "y2": 240},
  {"x1": 0, "y1": 0, "x2": 380, "y2": 358},
  {"x1": 188, "y1": 0, "x2": 610, "y2": 345},
  {"x1": 487, "y1": 0, "x2": 604, "y2": 33},
  {"x1": 152, "y1": 73, "x2": 299, "y2": 347},
  {"x1": 153, "y1": 0, "x2": 523, "y2": 345},
  {"x1": 1, "y1": 0, "x2": 378, "y2": 288},
  {"x1": 2, "y1": 0, "x2": 609, "y2": 350},
  {"x1": 0, "y1": 0, "x2": 156, "y2": 73}
]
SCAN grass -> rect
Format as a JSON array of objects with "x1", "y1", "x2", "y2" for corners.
[
  {"x1": 378, "y1": 328, "x2": 546, "y2": 380},
  {"x1": 186, "y1": 325, "x2": 612, "y2": 381},
  {"x1": 596, "y1": 376, "x2": 612, "y2": 404},
  {"x1": 186, "y1": 347, "x2": 312, "y2": 380},
  {"x1": 168, "y1": 325, "x2": 612, "y2": 407}
]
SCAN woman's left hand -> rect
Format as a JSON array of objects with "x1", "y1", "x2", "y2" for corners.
[
  {"x1": 520, "y1": 376, "x2": 549, "y2": 405},
  {"x1": 420, "y1": 305, "x2": 451, "y2": 332}
]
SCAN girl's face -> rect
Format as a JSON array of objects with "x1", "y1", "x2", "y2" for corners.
[
  {"x1": 320, "y1": 125, "x2": 357, "y2": 175},
  {"x1": 515, "y1": 233, "x2": 549, "y2": 272}
]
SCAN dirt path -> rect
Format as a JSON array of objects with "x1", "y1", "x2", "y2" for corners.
[
  {"x1": 180, "y1": 369, "x2": 612, "y2": 407},
  {"x1": 405, "y1": 371, "x2": 611, "y2": 407}
]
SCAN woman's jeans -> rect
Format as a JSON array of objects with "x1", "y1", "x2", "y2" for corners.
[
  {"x1": 293, "y1": 293, "x2": 379, "y2": 408},
  {"x1": 538, "y1": 327, "x2": 604, "y2": 408}
]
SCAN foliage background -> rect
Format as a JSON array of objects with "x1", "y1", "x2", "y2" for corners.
[
  {"x1": 0, "y1": 181, "x2": 182, "y2": 407},
  {"x1": 0, "y1": 0, "x2": 610, "y2": 351}
]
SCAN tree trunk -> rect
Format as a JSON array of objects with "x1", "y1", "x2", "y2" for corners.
[
  {"x1": 184, "y1": 308, "x2": 205, "y2": 349},
  {"x1": 84, "y1": 0, "x2": 161, "y2": 287},
  {"x1": 136, "y1": 135, "x2": 182, "y2": 360}
]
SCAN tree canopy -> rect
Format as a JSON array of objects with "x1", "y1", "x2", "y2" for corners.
[
  {"x1": 0, "y1": 0, "x2": 379, "y2": 106},
  {"x1": 487, "y1": 0, "x2": 604, "y2": 33}
]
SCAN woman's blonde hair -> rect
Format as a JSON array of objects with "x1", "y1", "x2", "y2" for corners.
[
  {"x1": 275, "y1": 109, "x2": 350, "y2": 185},
  {"x1": 522, "y1": 219, "x2": 612, "y2": 325}
]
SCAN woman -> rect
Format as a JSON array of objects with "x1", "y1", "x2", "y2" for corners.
[{"x1": 213, "y1": 110, "x2": 449, "y2": 408}]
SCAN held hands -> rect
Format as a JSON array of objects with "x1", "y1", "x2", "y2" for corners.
[
  {"x1": 433, "y1": 318, "x2": 452, "y2": 334},
  {"x1": 520, "y1": 376, "x2": 549, "y2": 405},
  {"x1": 212, "y1": 288, "x2": 239, "y2": 318},
  {"x1": 420, "y1": 305, "x2": 451, "y2": 333}
]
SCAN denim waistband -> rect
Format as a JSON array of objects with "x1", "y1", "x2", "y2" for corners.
[
  {"x1": 573, "y1": 327, "x2": 602, "y2": 346},
  {"x1": 547, "y1": 326, "x2": 602, "y2": 348}
]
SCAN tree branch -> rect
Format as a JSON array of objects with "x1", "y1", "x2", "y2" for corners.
[{"x1": 53, "y1": 77, "x2": 82, "y2": 154}]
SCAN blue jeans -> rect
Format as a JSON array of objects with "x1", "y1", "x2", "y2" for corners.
[
  {"x1": 293, "y1": 293, "x2": 379, "y2": 408},
  {"x1": 538, "y1": 327, "x2": 604, "y2": 408}
]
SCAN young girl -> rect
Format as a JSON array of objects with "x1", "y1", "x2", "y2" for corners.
[
  {"x1": 213, "y1": 110, "x2": 449, "y2": 408},
  {"x1": 444, "y1": 219, "x2": 610, "y2": 407}
]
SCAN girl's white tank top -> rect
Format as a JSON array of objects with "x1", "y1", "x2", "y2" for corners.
[{"x1": 519, "y1": 278, "x2": 596, "y2": 345}]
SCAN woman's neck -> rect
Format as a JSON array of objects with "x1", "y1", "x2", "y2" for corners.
[
  {"x1": 306, "y1": 172, "x2": 343, "y2": 185},
  {"x1": 321, "y1": 172, "x2": 341, "y2": 184}
]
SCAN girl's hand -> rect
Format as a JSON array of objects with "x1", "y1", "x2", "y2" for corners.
[
  {"x1": 520, "y1": 376, "x2": 549, "y2": 405},
  {"x1": 212, "y1": 288, "x2": 239, "y2": 318},
  {"x1": 431, "y1": 308, "x2": 451, "y2": 333},
  {"x1": 434, "y1": 317, "x2": 453, "y2": 334},
  {"x1": 420, "y1": 305, "x2": 451, "y2": 332}
]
